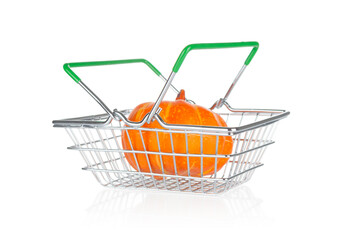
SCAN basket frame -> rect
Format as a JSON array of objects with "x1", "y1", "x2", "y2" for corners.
[
  {"x1": 53, "y1": 41, "x2": 290, "y2": 194},
  {"x1": 54, "y1": 107, "x2": 287, "y2": 194}
]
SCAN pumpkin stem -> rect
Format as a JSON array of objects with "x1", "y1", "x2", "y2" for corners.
[{"x1": 176, "y1": 89, "x2": 186, "y2": 101}]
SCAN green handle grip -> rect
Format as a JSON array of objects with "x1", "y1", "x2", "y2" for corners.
[
  {"x1": 172, "y1": 41, "x2": 259, "y2": 73},
  {"x1": 63, "y1": 59, "x2": 162, "y2": 83}
]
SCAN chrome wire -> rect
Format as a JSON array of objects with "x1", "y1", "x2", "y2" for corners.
[{"x1": 58, "y1": 109, "x2": 286, "y2": 194}]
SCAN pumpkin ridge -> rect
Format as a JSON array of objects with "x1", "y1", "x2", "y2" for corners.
[
  {"x1": 159, "y1": 101, "x2": 173, "y2": 174},
  {"x1": 136, "y1": 102, "x2": 151, "y2": 122},
  {"x1": 189, "y1": 105, "x2": 202, "y2": 175},
  {"x1": 139, "y1": 102, "x2": 154, "y2": 172},
  {"x1": 194, "y1": 104, "x2": 203, "y2": 126},
  {"x1": 139, "y1": 102, "x2": 154, "y2": 170},
  {"x1": 163, "y1": 101, "x2": 173, "y2": 124},
  {"x1": 160, "y1": 102, "x2": 171, "y2": 175}
]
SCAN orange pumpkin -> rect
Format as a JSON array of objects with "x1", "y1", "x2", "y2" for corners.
[{"x1": 121, "y1": 90, "x2": 233, "y2": 178}]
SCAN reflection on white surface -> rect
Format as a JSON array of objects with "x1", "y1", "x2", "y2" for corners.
[{"x1": 85, "y1": 186, "x2": 268, "y2": 227}]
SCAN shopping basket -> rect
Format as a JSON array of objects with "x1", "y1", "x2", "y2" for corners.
[{"x1": 53, "y1": 42, "x2": 290, "y2": 194}]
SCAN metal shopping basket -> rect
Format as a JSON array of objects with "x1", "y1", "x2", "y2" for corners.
[{"x1": 53, "y1": 42, "x2": 290, "y2": 194}]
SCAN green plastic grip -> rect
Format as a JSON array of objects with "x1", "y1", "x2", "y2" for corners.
[
  {"x1": 63, "y1": 59, "x2": 162, "y2": 83},
  {"x1": 172, "y1": 41, "x2": 259, "y2": 73}
]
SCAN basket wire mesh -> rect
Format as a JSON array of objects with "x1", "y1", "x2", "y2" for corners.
[{"x1": 61, "y1": 110, "x2": 281, "y2": 194}]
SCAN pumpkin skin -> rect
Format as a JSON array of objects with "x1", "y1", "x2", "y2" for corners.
[{"x1": 121, "y1": 90, "x2": 233, "y2": 178}]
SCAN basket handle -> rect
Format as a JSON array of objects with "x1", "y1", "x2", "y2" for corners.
[
  {"x1": 146, "y1": 41, "x2": 259, "y2": 123},
  {"x1": 172, "y1": 42, "x2": 259, "y2": 73},
  {"x1": 63, "y1": 59, "x2": 165, "y2": 119}
]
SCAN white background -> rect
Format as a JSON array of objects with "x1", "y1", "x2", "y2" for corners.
[{"x1": 1, "y1": 0, "x2": 360, "y2": 239}]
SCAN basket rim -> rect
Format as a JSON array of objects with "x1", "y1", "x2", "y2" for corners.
[{"x1": 53, "y1": 107, "x2": 289, "y2": 135}]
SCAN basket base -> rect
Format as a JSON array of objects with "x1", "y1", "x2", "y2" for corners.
[{"x1": 87, "y1": 165, "x2": 261, "y2": 194}]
